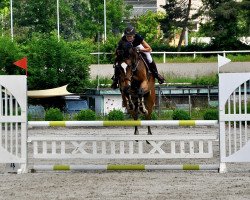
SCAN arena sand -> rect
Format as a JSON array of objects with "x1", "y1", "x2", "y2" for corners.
[{"x1": 0, "y1": 126, "x2": 250, "y2": 200}]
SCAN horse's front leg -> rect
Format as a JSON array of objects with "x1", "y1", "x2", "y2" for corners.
[
  {"x1": 127, "y1": 94, "x2": 135, "y2": 111},
  {"x1": 138, "y1": 81, "x2": 149, "y2": 114},
  {"x1": 134, "y1": 126, "x2": 139, "y2": 135},
  {"x1": 138, "y1": 95, "x2": 148, "y2": 115},
  {"x1": 133, "y1": 112, "x2": 139, "y2": 136},
  {"x1": 123, "y1": 86, "x2": 135, "y2": 111}
]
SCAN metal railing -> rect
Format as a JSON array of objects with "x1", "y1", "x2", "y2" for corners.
[{"x1": 90, "y1": 50, "x2": 250, "y2": 63}]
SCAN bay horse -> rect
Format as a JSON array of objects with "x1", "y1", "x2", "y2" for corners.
[{"x1": 114, "y1": 42, "x2": 156, "y2": 135}]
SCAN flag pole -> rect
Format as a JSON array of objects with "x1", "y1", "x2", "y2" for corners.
[
  {"x1": 10, "y1": 0, "x2": 13, "y2": 41},
  {"x1": 104, "y1": 0, "x2": 106, "y2": 42},
  {"x1": 57, "y1": 0, "x2": 60, "y2": 41}
]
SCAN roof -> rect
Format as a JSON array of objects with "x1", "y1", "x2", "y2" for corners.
[{"x1": 28, "y1": 85, "x2": 73, "y2": 98}]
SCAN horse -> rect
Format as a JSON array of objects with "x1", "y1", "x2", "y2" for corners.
[{"x1": 114, "y1": 42, "x2": 156, "y2": 135}]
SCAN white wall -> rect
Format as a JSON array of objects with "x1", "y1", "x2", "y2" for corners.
[{"x1": 103, "y1": 95, "x2": 126, "y2": 114}]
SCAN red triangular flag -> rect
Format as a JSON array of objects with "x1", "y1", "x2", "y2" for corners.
[{"x1": 14, "y1": 57, "x2": 27, "y2": 70}]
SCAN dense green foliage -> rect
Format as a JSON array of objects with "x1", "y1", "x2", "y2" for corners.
[
  {"x1": 45, "y1": 108, "x2": 63, "y2": 121},
  {"x1": 1, "y1": 0, "x2": 131, "y2": 41},
  {"x1": 0, "y1": 35, "x2": 93, "y2": 92},
  {"x1": 107, "y1": 109, "x2": 125, "y2": 121},
  {"x1": 0, "y1": 1, "x2": 249, "y2": 92},
  {"x1": 131, "y1": 11, "x2": 165, "y2": 43},
  {"x1": 203, "y1": 109, "x2": 219, "y2": 120},
  {"x1": 0, "y1": 36, "x2": 21, "y2": 75},
  {"x1": 172, "y1": 109, "x2": 191, "y2": 120},
  {"x1": 160, "y1": 0, "x2": 193, "y2": 51},
  {"x1": 198, "y1": 0, "x2": 240, "y2": 48},
  {"x1": 140, "y1": 111, "x2": 158, "y2": 120},
  {"x1": 191, "y1": 75, "x2": 218, "y2": 86},
  {"x1": 75, "y1": 109, "x2": 96, "y2": 121}
]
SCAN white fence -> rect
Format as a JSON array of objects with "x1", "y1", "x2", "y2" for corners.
[{"x1": 91, "y1": 50, "x2": 250, "y2": 63}]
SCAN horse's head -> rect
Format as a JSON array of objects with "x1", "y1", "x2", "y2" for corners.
[{"x1": 115, "y1": 41, "x2": 139, "y2": 66}]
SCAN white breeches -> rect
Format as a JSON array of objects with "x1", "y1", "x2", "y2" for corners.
[{"x1": 136, "y1": 44, "x2": 153, "y2": 63}]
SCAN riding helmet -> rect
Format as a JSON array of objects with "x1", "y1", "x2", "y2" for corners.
[{"x1": 124, "y1": 26, "x2": 136, "y2": 36}]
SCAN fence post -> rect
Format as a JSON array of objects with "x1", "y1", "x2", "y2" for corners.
[
  {"x1": 157, "y1": 86, "x2": 161, "y2": 116},
  {"x1": 188, "y1": 95, "x2": 192, "y2": 117}
]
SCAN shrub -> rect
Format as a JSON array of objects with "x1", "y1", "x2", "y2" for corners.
[
  {"x1": 107, "y1": 109, "x2": 124, "y2": 121},
  {"x1": 203, "y1": 109, "x2": 218, "y2": 120},
  {"x1": 45, "y1": 108, "x2": 63, "y2": 121},
  {"x1": 140, "y1": 111, "x2": 158, "y2": 120},
  {"x1": 172, "y1": 109, "x2": 191, "y2": 120},
  {"x1": 75, "y1": 109, "x2": 96, "y2": 121}
]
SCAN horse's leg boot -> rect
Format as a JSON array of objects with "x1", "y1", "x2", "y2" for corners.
[{"x1": 150, "y1": 61, "x2": 165, "y2": 84}]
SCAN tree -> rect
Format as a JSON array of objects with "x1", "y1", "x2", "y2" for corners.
[
  {"x1": 132, "y1": 11, "x2": 165, "y2": 43},
  {"x1": 0, "y1": 36, "x2": 21, "y2": 75},
  {"x1": 198, "y1": 0, "x2": 241, "y2": 48},
  {"x1": 9, "y1": 0, "x2": 132, "y2": 41},
  {"x1": 238, "y1": 0, "x2": 250, "y2": 36},
  {"x1": 0, "y1": 0, "x2": 9, "y2": 36},
  {"x1": 160, "y1": 0, "x2": 193, "y2": 51},
  {"x1": 23, "y1": 34, "x2": 94, "y2": 92}
]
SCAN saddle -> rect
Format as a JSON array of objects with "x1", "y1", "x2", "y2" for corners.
[{"x1": 132, "y1": 52, "x2": 151, "y2": 80}]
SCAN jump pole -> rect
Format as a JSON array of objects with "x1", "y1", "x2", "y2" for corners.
[
  {"x1": 28, "y1": 120, "x2": 218, "y2": 127},
  {"x1": 32, "y1": 164, "x2": 219, "y2": 171}
]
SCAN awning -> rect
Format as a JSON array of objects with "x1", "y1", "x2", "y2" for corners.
[{"x1": 28, "y1": 85, "x2": 73, "y2": 98}]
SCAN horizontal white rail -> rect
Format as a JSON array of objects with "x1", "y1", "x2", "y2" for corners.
[
  {"x1": 32, "y1": 164, "x2": 219, "y2": 171},
  {"x1": 90, "y1": 50, "x2": 250, "y2": 63},
  {"x1": 28, "y1": 134, "x2": 217, "y2": 159},
  {"x1": 28, "y1": 120, "x2": 218, "y2": 127}
]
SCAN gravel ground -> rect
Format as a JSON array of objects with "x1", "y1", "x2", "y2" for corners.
[{"x1": 0, "y1": 126, "x2": 250, "y2": 200}]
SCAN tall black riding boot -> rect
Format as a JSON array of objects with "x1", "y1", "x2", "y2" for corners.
[
  {"x1": 149, "y1": 61, "x2": 165, "y2": 84},
  {"x1": 111, "y1": 65, "x2": 120, "y2": 89}
]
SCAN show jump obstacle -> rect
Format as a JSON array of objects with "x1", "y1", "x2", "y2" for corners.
[{"x1": 1, "y1": 58, "x2": 250, "y2": 173}]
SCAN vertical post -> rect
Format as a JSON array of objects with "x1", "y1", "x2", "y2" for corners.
[
  {"x1": 188, "y1": 95, "x2": 191, "y2": 117},
  {"x1": 10, "y1": 0, "x2": 13, "y2": 41},
  {"x1": 57, "y1": 0, "x2": 60, "y2": 41},
  {"x1": 185, "y1": 27, "x2": 188, "y2": 46},
  {"x1": 207, "y1": 86, "x2": 210, "y2": 106},
  {"x1": 97, "y1": 32, "x2": 100, "y2": 90},
  {"x1": 218, "y1": 63, "x2": 226, "y2": 173},
  {"x1": 104, "y1": 0, "x2": 107, "y2": 41},
  {"x1": 157, "y1": 86, "x2": 161, "y2": 116}
]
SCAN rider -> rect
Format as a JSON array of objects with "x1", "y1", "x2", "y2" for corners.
[{"x1": 111, "y1": 26, "x2": 165, "y2": 89}]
